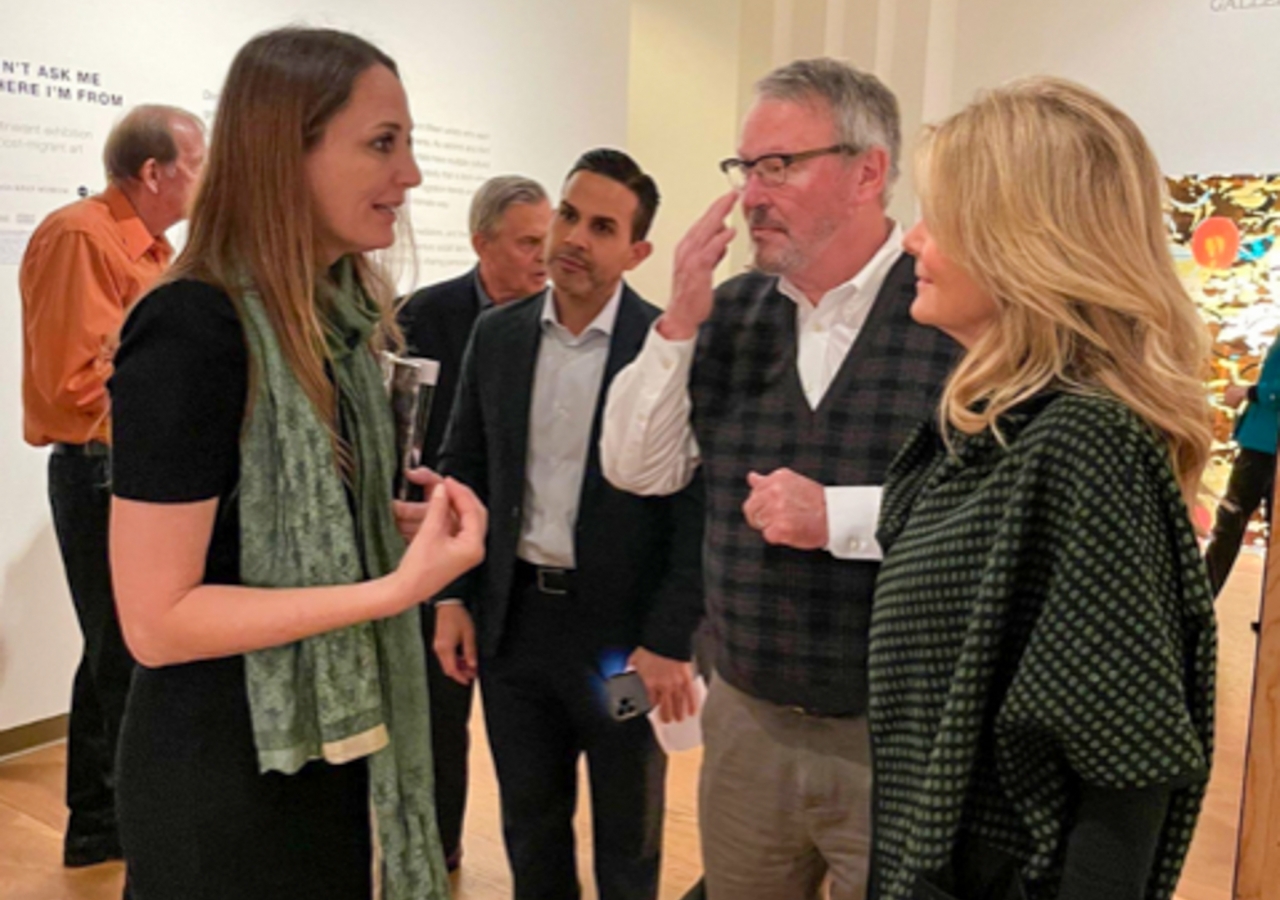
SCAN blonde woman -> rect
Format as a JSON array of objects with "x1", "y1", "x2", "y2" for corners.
[
  {"x1": 868, "y1": 78, "x2": 1216, "y2": 900},
  {"x1": 108, "y1": 28, "x2": 485, "y2": 899}
]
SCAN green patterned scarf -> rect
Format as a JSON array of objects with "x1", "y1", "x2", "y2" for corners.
[{"x1": 237, "y1": 258, "x2": 448, "y2": 900}]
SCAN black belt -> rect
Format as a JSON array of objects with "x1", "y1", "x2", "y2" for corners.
[
  {"x1": 513, "y1": 558, "x2": 578, "y2": 596},
  {"x1": 784, "y1": 704, "x2": 849, "y2": 718},
  {"x1": 52, "y1": 441, "x2": 109, "y2": 458}
]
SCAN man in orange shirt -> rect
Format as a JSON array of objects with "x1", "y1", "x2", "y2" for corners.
[{"x1": 19, "y1": 104, "x2": 204, "y2": 869}]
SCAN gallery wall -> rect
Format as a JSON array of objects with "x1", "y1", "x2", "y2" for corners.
[
  {"x1": 626, "y1": 0, "x2": 744, "y2": 303},
  {"x1": 0, "y1": 0, "x2": 630, "y2": 731},
  {"x1": 635, "y1": 0, "x2": 1280, "y2": 261},
  {"x1": 8, "y1": 0, "x2": 1279, "y2": 734},
  {"x1": 947, "y1": 0, "x2": 1280, "y2": 174}
]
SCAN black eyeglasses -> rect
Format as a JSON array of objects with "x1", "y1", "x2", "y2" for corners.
[{"x1": 718, "y1": 144, "x2": 860, "y2": 189}]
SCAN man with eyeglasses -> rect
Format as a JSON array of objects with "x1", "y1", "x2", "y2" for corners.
[{"x1": 601, "y1": 59, "x2": 957, "y2": 900}]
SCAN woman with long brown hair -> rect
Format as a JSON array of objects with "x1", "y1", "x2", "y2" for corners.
[
  {"x1": 108, "y1": 27, "x2": 484, "y2": 899},
  {"x1": 869, "y1": 77, "x2": 1217, "y2": 900}
]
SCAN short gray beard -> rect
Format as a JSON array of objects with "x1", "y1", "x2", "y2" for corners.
[
  {"x1": 753, "y1": 209, "x2": 842, "y2": 277},
  {"x1": 752, "y1": 240, "x2": 804, "y2": 275}
]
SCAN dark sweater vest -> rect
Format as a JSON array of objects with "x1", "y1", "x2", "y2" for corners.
[{"x1": 688, "y1": 254, "x2": 957, "y2": 715}]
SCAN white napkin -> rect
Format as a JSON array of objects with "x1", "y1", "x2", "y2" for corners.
[{"x1": 647, "y1": 675, "x2": 708, "y2": 753}]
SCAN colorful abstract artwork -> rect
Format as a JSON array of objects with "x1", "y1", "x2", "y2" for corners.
[{"x1": 1167, "y1": 173, "x2": 1280, "y2": 538}]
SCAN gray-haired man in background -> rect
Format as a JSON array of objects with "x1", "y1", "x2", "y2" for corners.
[{"x1": 397, "y1": 174, "x2": 552, "y2": 870}]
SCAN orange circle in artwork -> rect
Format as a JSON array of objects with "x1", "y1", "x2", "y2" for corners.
[{"x1": 1191, "y1": 217, "x2": 1241, "y2": 270}]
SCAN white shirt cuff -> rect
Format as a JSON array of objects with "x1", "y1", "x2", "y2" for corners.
[
  {"x1": 632, "y1": 322, "x2": 697, "y2": 404},
  {"x1": 824, "y1": 486, "x2": 883, "y2": 561},
  {"x1": 600, "y1": 321, "x2": 701, "y2": 496}
]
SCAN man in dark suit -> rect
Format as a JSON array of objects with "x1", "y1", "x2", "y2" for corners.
[
  {"x1": 397, "y1": 174, "x2": 552, "y2": 871},
  {"x1": 434, "y1": 149, "x2": 704, "y2": 900}
]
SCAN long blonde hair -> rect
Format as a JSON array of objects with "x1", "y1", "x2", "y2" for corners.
[
  {"x1": 168, "y1": 27, "x2": 401, "y2": 433},
  {"x1": 917, "y1": 76, "x2": 1212, "y2": 505}
]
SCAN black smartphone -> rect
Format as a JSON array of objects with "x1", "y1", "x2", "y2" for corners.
[{"x1": 604, "y1": 671, "x2": 652, "y2": 722}]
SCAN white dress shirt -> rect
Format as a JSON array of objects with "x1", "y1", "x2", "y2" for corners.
[
  {"x1": 600, "y1": 226, "x2": 904, "y2": 561},
  {"x1": 516, "y1": 284, "x2": 622, "y2": 568}
]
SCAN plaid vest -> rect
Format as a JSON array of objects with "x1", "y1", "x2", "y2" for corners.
[{"x1": 689, "y1": 254, "x2": 957, "y2": 715}]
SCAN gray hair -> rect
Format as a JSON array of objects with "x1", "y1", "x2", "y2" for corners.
[
  {"x1": 756, "y1": 58, "x2": 901, "y2": 187},
  {"x1": 469, "y1": 175, "x2": 549, "y2": 238},
  {"x1": 103, "y1": 104, "x2": 203, "y2": 183}
]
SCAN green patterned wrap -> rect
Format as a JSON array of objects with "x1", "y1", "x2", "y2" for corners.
[
  {"x1": 238, "y1": 259, "x2": 449, "y2": 900},
  {"x1": 870, "y1": 392, "x2": 1216, "y2": 900}
]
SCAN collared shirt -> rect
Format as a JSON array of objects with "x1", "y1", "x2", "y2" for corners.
[
  {"x1": 516, "y1": 283, "x2": 623, "y2": 568},
  {"x1": 600, "y1": 225, "x2": 904, "y2": 561},
  {"x1": 472, "y1": 267, "x2": 496, "y2": 311},
  {"x1": 20, "y1": 184, "x2": 173, "y2": 446},
  {"x1": 779, "y1": 223, "x2": 904, "y2": 408}
]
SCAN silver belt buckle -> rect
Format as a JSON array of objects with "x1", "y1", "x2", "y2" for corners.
[{"x1": 536, "y1": 567, "x2": 568, "y2": 595}]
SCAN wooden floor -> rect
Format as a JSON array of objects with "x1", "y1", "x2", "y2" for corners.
[
  {"x1": 0, "y1": 554, "x2": 1261, "y2": 900},
  {"x1": 0, "y1": 694, "x2": 706, "y2": 900},
  {"x1": 1177, "y1": 549, "x2": 1263, "y2": 900}
]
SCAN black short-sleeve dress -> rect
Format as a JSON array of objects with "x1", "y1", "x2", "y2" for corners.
[{"x1": 110, "y1": 280, "x2": 372, "y2": 900}]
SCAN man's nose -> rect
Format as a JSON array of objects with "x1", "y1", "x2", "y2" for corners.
[
  {"x1": 740, "y1": 170, "x2": 771, "y2": 209},
  {"x1": 564, "y1": 220, "x2": 589, "y2": 248}
]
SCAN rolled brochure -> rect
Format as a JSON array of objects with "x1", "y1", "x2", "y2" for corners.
[{"x1": 382, "y1": 352, "x2": 441, "y2": 501}]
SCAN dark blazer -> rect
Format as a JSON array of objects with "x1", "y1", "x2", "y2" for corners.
[
  {"x1": 438, "y1": 285, "x2": 705, "y2": 662},
  {"x1": 397, "y1": 267, "x2": 486, "y2": 466}
]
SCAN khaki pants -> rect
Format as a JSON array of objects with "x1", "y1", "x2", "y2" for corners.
[{"x1": 699, "y1": 677, "x2": 872, "y2": 900}]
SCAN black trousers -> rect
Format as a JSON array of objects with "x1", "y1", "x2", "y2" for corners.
[
  {"x1": 480, "y1": 572, "x2": 665, "y2": 900},
  {"x1": 1205, "y1": 447, "x2": 1276, "y2": 595},
  {"x1": 48, "y1": 449, "x2": 135, "y2": 852},
  {"x1": 420, "y1": 605, "x2": 475, "y2": 860}
]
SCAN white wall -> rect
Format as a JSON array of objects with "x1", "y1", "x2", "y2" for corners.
[
  {"x1": 627, "y1": 0, "x2": 744, "y2": 304},
  {"x1": 711, "y1": 0, "x2": 1280, "y2": 226},
  {"x1": 948, "y1": 0, "x2": 1280, "y2": 174},
  {"x1": 0, "y1": 0, "x2": 630, "y2": 731}
]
